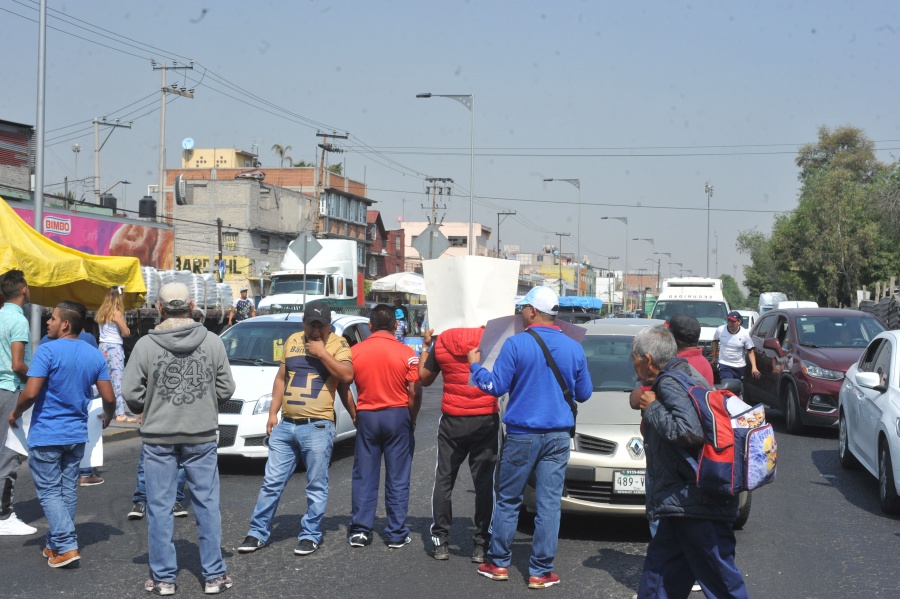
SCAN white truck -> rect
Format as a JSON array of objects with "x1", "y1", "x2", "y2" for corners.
[
  {"x1": 649, "y1": 277, "x2": 730, "y2": 358},
  {"x1": 256, "y1": 239, "x2": 358, "y2": 314},
  {"x1": 758, "y1": 292, "x2": 788, "y2": 314}
]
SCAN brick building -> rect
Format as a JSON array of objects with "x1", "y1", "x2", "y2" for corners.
[{"x1": 365, "y1": 210, "x2": 405, "y2": 279}]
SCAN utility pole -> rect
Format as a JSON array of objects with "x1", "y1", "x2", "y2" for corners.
[
  {"x1": 217, "y1": 218, "x2": 224, "y2": 282},
  {"x1": 424, "y1": 177, "x2": 452, "y2": 225},
  {"x1": 153, "y1": 59, "x2": 194, "y2": 227},
  {"x1": 555, "y1": 232, "x2": 570, "y2": 296},
  {"x1": 496, "y1": 211, "x2": 516, "y2": 257},
  {"x1": 715, "y1": 231, "x2": 719, "y2": 278},
  {"x1": 607, "y1": 256, "x2": 619, "y2": 315},
  {"x1": 705, "y1": 181, "x2": 714, "y2": 277},
  {"x1": 93, "y1": 117, "x2": 132, "y2": 204},
  {"x1": 315, "y1": 131, "x2": 349, "y2": 234}
]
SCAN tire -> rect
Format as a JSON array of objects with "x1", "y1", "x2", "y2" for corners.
[
  {"x1": 733, "y1": 491, "x2": 752, "y2": 530},
  {"x1": 783, "y1": 382, "x2": 806, "y2": 435},
  {"x1": 878, "y1": 442, "x2": 900, "y2": 515},
  {"x1": 838, "y1": 410, "x2": 861, "y2": 470}
]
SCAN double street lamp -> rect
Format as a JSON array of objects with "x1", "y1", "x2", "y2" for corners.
[
  {"x1": 705, "y1": 181, "x2": 714, "y2": 277},
  {"x1": 606, "y1": 256, "x2": 619, "y2": 315},
  {"x1": 417, "y1": 92, "x2": 475, "y2": 256},
  {"x1": 544, "y1": 178, "x2": 581, "y2": 295},
  {"x1": 602, "y1": 217, "x2": 628, "y2": 310}
]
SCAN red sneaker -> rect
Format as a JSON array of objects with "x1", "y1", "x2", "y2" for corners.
[
  {"x1": 528, "y1": 572, "x2": 560, "y2": 589},
  {"x1": 477, "y1": 562, "x2": 509, "y2": 581}
]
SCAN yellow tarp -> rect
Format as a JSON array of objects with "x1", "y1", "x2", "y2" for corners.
[{"x1": 0, "y1": 197, "x2": 146, "y2": 310}]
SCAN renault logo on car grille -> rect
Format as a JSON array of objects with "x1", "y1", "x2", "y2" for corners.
[{"x1": 627, "y1": 437, "x2": 645, "y2": 459}]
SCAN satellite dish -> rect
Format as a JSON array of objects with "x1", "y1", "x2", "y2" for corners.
[{"x1": 182, "y1": 137, "x2": 194, "y2": 150}]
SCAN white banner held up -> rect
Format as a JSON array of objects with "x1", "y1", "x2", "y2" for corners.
[{"x1": 423, "y1": 255, "x2": 520, "y2": 334}]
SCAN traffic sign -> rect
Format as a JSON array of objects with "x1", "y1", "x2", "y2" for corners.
[
  {"x1": 288, "y1": 232, "x2": 323, "y2": 264},
  {"x1": 412, "y1": 223, "x2": 450, "y2": 260}
]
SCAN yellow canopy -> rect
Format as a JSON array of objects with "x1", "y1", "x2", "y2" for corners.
[{"x1": 0, "y1": 197, "x2": 146, "y2": 310}]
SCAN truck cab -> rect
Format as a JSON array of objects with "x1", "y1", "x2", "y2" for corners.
[{"x1": 649, "y1": 277, "x2": 730, "y2": 359}]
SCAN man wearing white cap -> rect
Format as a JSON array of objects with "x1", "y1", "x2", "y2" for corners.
[
  {"x1": 228, "y1": 286, "x2": 255, "y2": 326},
  {"x1": 467, "y1": 286, "x2": 592, "y2": 590}
]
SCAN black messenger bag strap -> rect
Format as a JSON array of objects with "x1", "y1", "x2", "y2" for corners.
[{"x1": 525, "y1": 328, "x2": 577, "y2": 438}]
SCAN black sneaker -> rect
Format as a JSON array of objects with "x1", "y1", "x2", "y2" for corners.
[
  {"x1": 172, "y1": 502, "x2": 188, "y2": 518},
  {"x1": 433, "y1": 543, "x2": 450, "y2": 560},
  {"x1": 348, "y1": 533, "x2": 369, "y2": 547},
  {"x1": 294, "y1": 539, "x2": 318, "y2": 555},
  {"x1": 387, "y1": 536, "x2": 411, "y2": 549},
  {"x1": 472, "y1": 545, "x2": 486, "y2": 563},
  {"x1": 127, "y1": 503, "x2": 145, "y2": 520},
  {"x1": 237, "y1": 535, "x2": 264, "y2": 553}
]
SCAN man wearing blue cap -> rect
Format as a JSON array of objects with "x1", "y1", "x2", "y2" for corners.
[
  {"x1": 467, "y1": 286, "x2": 592, "y2": 589},
  {"x1": 712, "y1": 311, "x2": 759, "y2": 381}
]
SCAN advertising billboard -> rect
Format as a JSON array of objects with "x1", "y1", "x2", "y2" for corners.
[{"x1": 13, "y1": 206, "x2": 174, "y2": 269}]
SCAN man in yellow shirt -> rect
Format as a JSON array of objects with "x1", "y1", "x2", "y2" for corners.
[{"x1": 238, "y1": 301, "x2": 354, "y2": 556}]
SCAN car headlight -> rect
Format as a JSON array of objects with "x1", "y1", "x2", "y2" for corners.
[
  {"x1": 252, "y1": 393, "x2": 273, "y2": 415},
  {"x1": 895, "y1": 417, "x2": 900, "y2": 439},
  {"x1": 801, "y1": 360, "x2": 844, "y2": 381}
]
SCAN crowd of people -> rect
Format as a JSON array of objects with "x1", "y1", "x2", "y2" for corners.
[{"x1": 0, "y1": 270, "x2": 752, "y2": 598}]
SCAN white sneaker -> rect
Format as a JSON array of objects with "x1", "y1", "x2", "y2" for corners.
[
  {"x1": 692, "y1": 582, "x2": 702, "y2": 592},
  {"x1": 0, "y1": 513, "x2": 37, "y2": 535}
]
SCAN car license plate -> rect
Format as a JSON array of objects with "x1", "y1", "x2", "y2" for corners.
[{"x1": 613, "y1": 469, "x2": 646, "y2": 494}]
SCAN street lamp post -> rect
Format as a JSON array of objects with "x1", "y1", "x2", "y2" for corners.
[
  {"x1": 670, "y1": 262, "x2": 683, "y2": 277},
  {"x1": 555, "y1": 232, "x2": 570, "y2": 296},
  {"x1": 705, "y1": 181, "x2": 714, "y2": 277},
  {"x1": 606, "y1": 256, "x2": 619, "y2": 315},
  {"x1": 602, "y1": 217, "x2": 628, "y2": 310},
  {"x1": 417, "y1": 92, "x2": 475, "y2": 256},
  {"x1": 633, "y1": 237, "x2": 655, "y2": 295},
  {"x1": 544, "y1": 178, "x2": 581, "y2": 296},
  {"x1": 654, "y1": 251, "x2": 671, "y2": 291}
]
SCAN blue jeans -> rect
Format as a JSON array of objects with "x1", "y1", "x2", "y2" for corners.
[
  {"x1": 29, "y1": 443, "x2": 85, "y2": 553},
  {"x1": 488, "y1": 431, "x2": 570, "y2": 576},
  {"x1": 247, "y1": 419, "x2": 335, "y2": 544},
  {"x1": 133, "y1": 447, "x2": 187, "y2": 504},
  {"x1": 143, "y1": 442, "x2": 224, "y2": 583},
  {"x1": 349, "y1": 408, "x2": 414, "y2": 543}
]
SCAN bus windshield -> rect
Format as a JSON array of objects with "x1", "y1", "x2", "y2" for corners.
[{"x1": 650, "y1": 300, "x2": 728, "y2": 327}]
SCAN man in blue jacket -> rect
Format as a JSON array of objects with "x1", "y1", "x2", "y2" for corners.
[
  {"x1": 467, "y1": 286, "x2": 592, "y2": 590},
  {"x1": 633, "y1": 325, "x2": 748, "y2": 599}
]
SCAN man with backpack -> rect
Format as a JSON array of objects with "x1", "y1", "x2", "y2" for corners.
[{"x1": 632, "y1": 325, "x2": 748, "y2": 599}]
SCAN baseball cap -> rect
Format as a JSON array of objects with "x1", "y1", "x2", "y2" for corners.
[
  {"x1": 667, "y1": 314, "x2": 701, "y2": 345},
  {"x1": 303, "y1": 301, "x2": 332, "y2": 326},
  {"x1": 727, "y1": 311, "x2": 742, "y2": 322},
  {"x1": 517, "y1": 286, "x2": 559, "y2": 316},
  {"x1": 240, "y1": 286, "x2": 248, "y2": 291},
  {"x1": 158, "y1": 283, "x2": 191, "y2": 311}
]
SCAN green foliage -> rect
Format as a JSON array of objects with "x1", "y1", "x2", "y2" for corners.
[
  {"x1": 292, "y1": 159, "x2": 313, "y2": 167},
  {"x1": 271, "y1": 144, "x2": 292, "y2": 168},
  {"x1": 327, "y1": 164, "x2": 343, "y2": 175},
  {"x1": 720, "y1": 275, "x2": 747, "y2": 310}
]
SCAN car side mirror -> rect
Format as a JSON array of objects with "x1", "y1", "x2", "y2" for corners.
[
  {"x1": 855, "y1": 371, "x2": 887, "y2": 393},
  {"x1": 762, "y1": 338, "x2": 782, "y2": 355}
]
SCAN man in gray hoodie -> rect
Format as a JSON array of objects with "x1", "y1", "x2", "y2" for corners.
[{"x1": 122, "y1": 282, "x2": 236, "y2": 596}]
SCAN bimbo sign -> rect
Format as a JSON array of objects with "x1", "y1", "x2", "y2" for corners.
[{"x1": 44, "y1": 215, "x2": 72, "y2": 235}]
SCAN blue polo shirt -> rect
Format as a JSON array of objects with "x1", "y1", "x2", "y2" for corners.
[
  {"x1": 0, "y1": 303, "x2": 31, "y2": 391},
  {"x1": 26, "y1": 338, "x2": 110, "y2": 447}
]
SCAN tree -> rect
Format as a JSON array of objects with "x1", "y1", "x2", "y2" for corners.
[
  {"x1": 292, "y1": 159, "x2": 314, "y2": 167},
  {"x1": 271, "y1": 144, "x2": 292, "y2": 168},
  {"x1": 795, "y1": 125, "x2": 881, "y2": 183},
  {"x1": 720, "y1": 275, "x2": 747, "y2": 310},
  {"x1": 327, "y1": 163, "x2": 343, "y2": 175}
]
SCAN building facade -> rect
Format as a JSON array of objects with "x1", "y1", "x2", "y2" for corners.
[{"x1": 401, "y1": 220, "x2": 492, "y2": 272}]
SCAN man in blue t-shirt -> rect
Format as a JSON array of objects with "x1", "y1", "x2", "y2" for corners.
[{"x1": 7, "y1": 301, "x2": 116, "y2": 568}]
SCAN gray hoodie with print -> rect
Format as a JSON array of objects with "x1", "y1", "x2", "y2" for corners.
[{"x1": 122, "y1": 319, "x2": 235, "y2": 445}]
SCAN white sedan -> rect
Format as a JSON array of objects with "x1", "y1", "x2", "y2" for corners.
[
  {"x1": 216, "y1": 313, "x2": 370, "y2": 458},
  {"x1": 837, "y1": 330, "x2": 900, "y2": 513}
]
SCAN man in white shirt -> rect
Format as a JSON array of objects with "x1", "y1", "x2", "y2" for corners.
[{"x1": 712, "y1": 311, "x2": 759, "y2": 381}]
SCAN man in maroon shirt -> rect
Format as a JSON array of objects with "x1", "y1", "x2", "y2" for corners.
[{"x1": 667, "y1": 314, "x2": 714, "y2": 385}]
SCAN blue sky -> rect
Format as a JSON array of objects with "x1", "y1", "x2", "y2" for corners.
[{"x1": 3, "y1": 0, "x2": 899, "y2": 286}]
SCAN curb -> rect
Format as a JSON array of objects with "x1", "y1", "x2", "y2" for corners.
[{"x1": 102, "y1": 424, "x2": 141, "y2": 444}]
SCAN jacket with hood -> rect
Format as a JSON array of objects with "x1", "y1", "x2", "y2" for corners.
[
  {"x1": 644, "y1": 358, "x2": 738, "y2": 522},
  {"x1": 122, "y1": 319, "x2": 235, "y2": 445},
  {"x1": 432, "y1": 328, "x2": 497, "y2": 416}
]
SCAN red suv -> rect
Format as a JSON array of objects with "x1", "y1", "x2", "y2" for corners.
[{"x1": 744, "y1": 308, "x2": 886, "y2": 434}]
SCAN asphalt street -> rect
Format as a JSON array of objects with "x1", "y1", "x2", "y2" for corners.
[{"x1": 1, "y1": 382, "x2": 899, "y2": 598}]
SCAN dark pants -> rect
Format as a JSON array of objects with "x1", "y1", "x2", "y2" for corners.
[
  {"x1": 349, "y1": 407, "x2": 414, "y2": 544},
  {"x1": 718, "y1": 364, "x2": 745, "y2": 381},
  {"x1": 0, "y1": 389, "x2": 22, "y2": 519},
  {"x1": 638, "y1": 517, "x2": 749, "y2": 599},
  {"x1": 429, "y1": 413, "x2": 499, "y2": 548}
]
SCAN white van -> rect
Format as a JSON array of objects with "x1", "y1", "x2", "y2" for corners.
[
  {"x1": 649, "y1": 277, "x2": 730, "y2": 356},
  {"x1": 775, "y1": 300, "x2": 819, "y2": 309},
  {"x1": 758, "y1": 292, "x2": 788, "y2": 314},
  {"x1": 736, "y1": 310, "x2": 759, "y2": 330}
]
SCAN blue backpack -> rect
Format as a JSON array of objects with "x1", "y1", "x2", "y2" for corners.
[{"x1": 653, "y1": 368, "x2": 777, "y2": 496}]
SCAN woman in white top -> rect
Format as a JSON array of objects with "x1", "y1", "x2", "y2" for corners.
[{"x1": 96, "y1": 285, "x2": 134, "y2": 422}]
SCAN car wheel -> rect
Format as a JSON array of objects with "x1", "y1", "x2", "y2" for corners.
[
  {"x1": 878, "y1": 442, "x2": 900, "y2": 515},
  {"x1": 838, "y1": 410, "x2": 861, "y2": 470},
  {"x1": 783, "y1": 382, "x2": 805, "y2": 435},
  {"x1": 733, "y1": 491, "x2": 752, "y2": 530}
]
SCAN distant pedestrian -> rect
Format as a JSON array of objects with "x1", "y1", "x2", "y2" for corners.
[
  {"x1": 633, "y1": 325, "x2": 748, "y2": 599},
  {"x1": 7, "y1": 301, "x2": 116, "y2": 567},
  {"x1": 0, "y1": 269, "x2": 37, "y2": 536},
  {"x1": 347, "y1": 304, "x2": 421, "y2": 549},
  {"x1": 712, "y1": 311, "x2": 759, "y2": 382},
  {"x1": 468, "y1": 286, "x2": 592, "y2": 589},
  {"x1": 393, "y1": 298, "x2": 409, "y2": 342},
  {"x1": 238, "y1": 301, "x2": 354, "y2": 556},
  {"x1": 96, "y1": 285, "x2": 135, "y2": 423},
  {"x1": 122, "y1": 283, "x2": 236, "y2": 595},
  {"x1": 418, "y1": 326, "x2": 498, "y2": 562},
  {"x1": 228, "y1": 286, "x2": 255, "y2": 326}
]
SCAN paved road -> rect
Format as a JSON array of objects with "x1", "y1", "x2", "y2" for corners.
[{"x1": 1, "y1": 383, "x2": 899, "y2": 598}]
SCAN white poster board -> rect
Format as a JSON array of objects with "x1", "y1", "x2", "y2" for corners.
[
  {"x1": 3, "y1": 400, "x2": 104, "y2": 467},
  {"x1": 423, "y1": 256, "x2": 520, "y2": 333}
]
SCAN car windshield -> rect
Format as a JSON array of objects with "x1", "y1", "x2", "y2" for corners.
[
  {"x1": 582, "y1": 334, "x2": 639, "y2": 392},
  {"x1": 268, "y1": 275, "x2": 325, "y2": 295},
  {"x1": 795, "y1": 316, "x2": 886, "y2": 348},
  {"x1": 651, "y1": 300, "x2": 728, "y2": 327},
  {"x1": 220, "y1": 320, "x2": 308, "y2": 365}
]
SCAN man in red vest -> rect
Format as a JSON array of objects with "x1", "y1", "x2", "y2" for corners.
[{"x1": 419, "y1": 326, "x2": 499, "y2": 563}]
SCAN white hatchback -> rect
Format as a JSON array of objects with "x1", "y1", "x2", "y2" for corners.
[{"x1": 216, "y1": 313, "x2": 370, "y2": 458}]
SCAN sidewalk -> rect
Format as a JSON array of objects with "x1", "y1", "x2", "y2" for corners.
[{"x1": 102, "y1": 419, "x2": 141, "y2": 443}]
